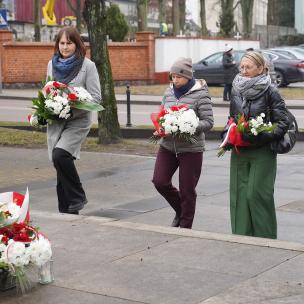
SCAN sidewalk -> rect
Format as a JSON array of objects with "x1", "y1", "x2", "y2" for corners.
[
  {"x1": 0, "y1": 143, "x2": 304, "y2": 303},
  {"x1": 1, "y1": 88, "x2": 304, "y2": 108}
]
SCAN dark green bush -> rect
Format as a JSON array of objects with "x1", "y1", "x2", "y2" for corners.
[
  {"x1": 277, "y1": 34, "x2": 304, "y2": 46},
  {"x1": 106, "y1": 4, "x2": 129, "y2": 42}
]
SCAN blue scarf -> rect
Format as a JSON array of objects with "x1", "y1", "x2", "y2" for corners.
[
  {"x1": 52, "y1": 53, "x2": 84, "y2": 84},
  {"x1": 173, "y1": 78, "x2": 196, "y2": 99}
]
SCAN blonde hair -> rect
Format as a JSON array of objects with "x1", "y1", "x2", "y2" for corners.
[{"x1": 241, "y1": 51, "x2": 268, "y2": 74}]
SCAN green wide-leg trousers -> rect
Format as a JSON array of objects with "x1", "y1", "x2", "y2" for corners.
[{"x1": 230, "y1": 146, "x2": 277, "y2": 239}]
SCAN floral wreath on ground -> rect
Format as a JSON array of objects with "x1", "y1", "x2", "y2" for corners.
[{"x1": 0, "y1": 189, "x2": 53, "y2": 293}]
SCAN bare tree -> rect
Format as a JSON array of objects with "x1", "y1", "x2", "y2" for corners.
[
  {"x1": 179, "y1": 0, "x2": 186, "y2": 34},
  {"x1": 158, "y1": 0, "x2": 165, "y2": 23},
  {"x1": 240, "y1": 0, "x2": 254, "y2": 38},
  {"x1": 67, "y1": 0, "x2": 82, "y2": 32},
  {"x1": 200, "y1": 0, "x2": 208, "y2": 36},
  {"x1": 218, "y1": 0, "x2": 235, "y2": 37},
  {"x1": 34, "y1": 0, "x2": 41, "y2": 41},
  {"x1": 267, "y1": 0, "x2": 294, "y2": 27},
  {"x1": 83, "y1": 0, "x2": 121, "y2": 144},
  {"x1": 172, "y1": 0, "x2": 180, "y2": 36},
  {"x1": 137, "y1": 0, "x2": 148, "y2": 31}
]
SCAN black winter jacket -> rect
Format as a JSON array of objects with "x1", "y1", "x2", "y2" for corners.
[
  {"x1": 229, "y1": 84, "x2": 289, "y2": 147},
  {"x1": 222, "y1": 53, "x2": 239, "y2": 84}
]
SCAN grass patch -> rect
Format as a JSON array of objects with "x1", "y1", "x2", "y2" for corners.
[
  {"x1": 0, "y1": 127, "x2": 47, "y2": 148},
  {"x1": 83, "y1": 137, "x2": 158, "y2": 156},
  {"x1": 0, "y1": 126, "x2": 158, "y2": 156},
  {"x1": 115, "y1": 84, "x2": 304, "y2": 99}
]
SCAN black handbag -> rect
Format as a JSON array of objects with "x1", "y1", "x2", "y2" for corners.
[{"x1": 270, "y1": 109, "x2": 298, "y2": 154}]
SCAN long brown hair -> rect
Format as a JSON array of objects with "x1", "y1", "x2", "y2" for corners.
[{"x1": 54, "y1": 27, "x2": 86, "y2": 58}]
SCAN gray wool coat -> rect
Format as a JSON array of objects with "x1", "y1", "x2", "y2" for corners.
[
  {"x1": 160, "y1": 79, "x2": 214, "y2": 153},
  {"x1": 46, "y1": 57, "x2": 101, "y2": 161}
]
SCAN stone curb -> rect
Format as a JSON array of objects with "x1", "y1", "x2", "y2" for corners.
[
  {"x1": 1, "y1": 94, "x2": 304, "y2": 109},
  {"x1": 2, "y1": 125, "x2": 304, "y2": 141},
  {"x1": 31, "y1": 210, "x2": 304, "y2": 252}
]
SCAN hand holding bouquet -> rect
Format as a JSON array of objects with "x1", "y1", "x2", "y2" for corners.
[
  {"x1": 28, "y1": 80, "x2": 104, "y2": 126},
  {"x1": 218, "y1": 113, "x2": 277, "y2": 157},
  {"x1": 150, "y1": 104, "x2": 199, "y2": 143}
]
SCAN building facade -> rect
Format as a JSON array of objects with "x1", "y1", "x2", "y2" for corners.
[{"x1": 295, "y1": 0, "x2": 304, "y2": 34}]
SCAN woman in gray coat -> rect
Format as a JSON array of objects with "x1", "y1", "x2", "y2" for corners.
[
  {"x1": 46, "y1": 27, "x2": 101, "y2": 214},
  {"x1": 152, "y1": 57, "x2": 214, "y2": 229}
]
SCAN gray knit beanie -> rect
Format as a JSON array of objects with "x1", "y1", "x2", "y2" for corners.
[{"x1": 170, "y1": 57, "x2": 193, "y2": 80}]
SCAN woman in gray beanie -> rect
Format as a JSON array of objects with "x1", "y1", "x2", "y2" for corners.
[{"x1": 152, "y1": 57, "x2": 214, "y2": 229}]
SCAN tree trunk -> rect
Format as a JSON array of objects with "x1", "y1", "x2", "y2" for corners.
[
  {"x1": 172, "y1": 0, "x2": 180, "y2": 36},
  {"x1": 267, "y1": 0, "x2": 279, "y2": 25},
  {"x1": 137, "y1": 0, "x2": 148, "y2": 31},
  {"x1": 67, "y1": 0, "x2": 82, "y2": 32},
  {"x1": 179, "y1": 0, "x2": 186, "y2": 34},
  {"x1": 34, "y1": 0, "x2": 40, "y2": 41},
  {"x1": 240, "y1": 0, "x2": 254, "y2": 38},
  {"x1": 158, "y1": 0, "x2": 165, "y2": 23},
  {"x1": 267, "y1": 0, "x2": 294, "y2": 27},
  {"x1": 200, "y1": 0, "x2": 208, "y2": 36},
  {"x1": 218, "y1": 0, "x2": 235, "y2": 37},
  {"x1": 83, "y1": 0, "x2": 121, "y2": 144}
]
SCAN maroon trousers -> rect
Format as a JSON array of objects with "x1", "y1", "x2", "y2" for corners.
[{"x1": 152, "y1": 146, "x2": 203, "y2": 228}]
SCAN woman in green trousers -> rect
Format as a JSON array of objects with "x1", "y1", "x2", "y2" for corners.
[{"x1": 229, "y1": 51, "x2": 289, "y2": 239}]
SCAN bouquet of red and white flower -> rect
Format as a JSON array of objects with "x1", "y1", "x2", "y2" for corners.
[
  {"x1": 150, "y1": 104, "x2": 199, "y2": 143},
  {"x1": 0, "y1": 189, "x2": 53, "y2": 293},
  {"x1": 28, "y1": 80, "x2": 104, "y2": 126},
  {"x1": 218, "y1": 113, "x2": 277, "y2": 157}
]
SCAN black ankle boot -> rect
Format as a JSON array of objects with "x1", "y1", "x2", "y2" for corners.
[{"x1": 171, "y1": 214, "x2": 180, "y2": 227}]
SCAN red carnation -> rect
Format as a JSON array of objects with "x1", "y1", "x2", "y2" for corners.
[
  {"x1": 68, "y1": 93, "x2": 78, "y2": 101},
  {"x1": 53, "y1": 81, "x2": 61, "y2": 88}
]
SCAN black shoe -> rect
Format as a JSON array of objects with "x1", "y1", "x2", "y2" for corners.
[
  {"x1": 171, "y1": 214, "x2": 180, "y2": 227},
  {"x1": 67, "y1": 198, "x2": 88, "y2": 213},
  {"x1": 223, "y1": 98, "x2": 230, "y2": 102},
  {"x1": 67, "y1": 210, "x2": 79, "y2": 215}
]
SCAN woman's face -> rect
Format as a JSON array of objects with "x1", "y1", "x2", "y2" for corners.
[
  {"x1": 171, "y1": 73, "x2": 189, "y2": 88},
  {"x1": 58, "y1": 32, "x2": 76, "y2": 59},
  {"x1": 239, "y1": 57, "x2": 264, "y2": 78}
]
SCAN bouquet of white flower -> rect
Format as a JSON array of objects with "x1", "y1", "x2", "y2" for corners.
[
  {"x1": 218, "y1": 113, "x2": 277, "y2": 157},
  {"x1": 150, "y1": 104, "x2": 199, "y2": 143},
  {"x1": 28, "y1": 80, "x2": 104, "y2": 126}
]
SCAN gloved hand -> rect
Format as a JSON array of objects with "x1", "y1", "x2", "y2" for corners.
[
  {"x1": 257, "y1": 132, "x2": 274, "y2": 144},
  {"x1": 38, "y1": 117, "x2": 47, "y2": 126},
  {"x1": 241, "y1": 132, "x2": 258, "y2": 144}
]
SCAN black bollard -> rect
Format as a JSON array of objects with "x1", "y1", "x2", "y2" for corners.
[{"x1": 126, "y1": 84, "x2": 132, "y2": 127}]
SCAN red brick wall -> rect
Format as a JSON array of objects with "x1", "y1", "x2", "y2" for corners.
[{"x1": 0, "y1": 31, "x2": 155, "y2": 84}]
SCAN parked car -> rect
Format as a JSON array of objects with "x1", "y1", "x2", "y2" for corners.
[
  {"x1": 263, "y1": 50, "x2": 304, "y2": 86},
  {"x1": 192, "y1": 50, "x2": 304, "y2": 87},
  {"x1": 269, "y1": 47, "x2": 304, "y2": 60}
]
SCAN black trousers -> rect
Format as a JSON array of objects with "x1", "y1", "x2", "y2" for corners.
[
  {"x1": 52, "y1": 148, "x2": 87, "y2": 213},
  {"x1": 223, "y1": 83, "x2": 232, "y2": 100}
]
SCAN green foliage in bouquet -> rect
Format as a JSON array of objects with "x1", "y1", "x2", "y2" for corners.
[{"x1": 31, "y1": 91, "x2": 60, "y2": 122}]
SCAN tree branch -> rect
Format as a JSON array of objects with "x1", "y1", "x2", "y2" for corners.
[
  {"x1": 66, "y1": 0, "x2": 77, "y2": 14},
  {"x1": 233, "y1": 0, "x2": 241, "y2": 10}
]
